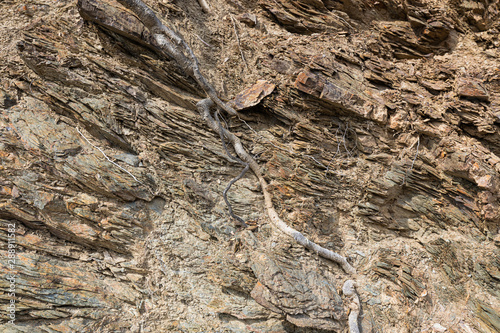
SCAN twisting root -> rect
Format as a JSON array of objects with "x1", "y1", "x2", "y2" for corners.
[
  {"x1": 343, "y1": 280, "x2": 361, "y2": 333},
  {"x1": 198, "y1": 99, "x2": 356, "y2": 274},
  {"x1": 116, "y1": 0, "x2": 238, "y2": 116},
  {"x1": 215, "y1": 111, "x2": 249, "y2": 227},
  {"x1": 115, "y1": 0, "x2": 356, "y2": 275}
]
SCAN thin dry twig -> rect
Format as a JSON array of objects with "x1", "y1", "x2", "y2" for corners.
[
  {"x1": 195, "y1": 34, "x2": 212, "y2": 48},
  {"x1": 230, "y1": 14, "x2": 248, "y2": 70},
  {"x1": 325, "y1": 122, "x2": 358, "y2": 177},
  {"x1": 325, "y1": 125, "x2": 344, "y2": 176},
  {"x1": 240, "y1": 118, "x2": 293, "y2": 154},
  {"x1": 402, "y1": 135, "x2": 420, "y2": 185},
  {"x1": 330, "y1": 11, "x2": 355, "y2": 31},
  {"x1": 342, "y1": 123, "x2": 352, "y2": 158},
  {"x1": 76, "y1": 127, "x2": 141, "y2": 184},
  {"x1": 305, "y1": 155, "x2": 327, "y2": 169}
]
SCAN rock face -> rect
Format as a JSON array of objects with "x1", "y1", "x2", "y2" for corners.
[{"x1": 0, "y1": 0, "x2": 499, "y2": 332}]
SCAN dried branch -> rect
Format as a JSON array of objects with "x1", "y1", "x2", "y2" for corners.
[
  {"x1": 76, "y1": 127, "x2": 141, "y2": 184},
  {"x1": 230, "y1": 14, "x2": 248, "y2": 70}
]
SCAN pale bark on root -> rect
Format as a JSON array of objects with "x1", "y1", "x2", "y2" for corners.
[
  {"x1": 342, "y1": 280, "x2": 361, "y2": 333},
  {"x1": 197, "y1": 99, "x2": 356, "y2": 275},
  {"x1": 197, "y1": 0, "x2": 211, "y2": 13},
  {"x1": 115, "y1": 0, "x2": 356, "y2": 275}
]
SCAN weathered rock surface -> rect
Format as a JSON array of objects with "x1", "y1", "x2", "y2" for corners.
[{"x1": 0, "y1": 0, "x2": 499, "y2": 332}]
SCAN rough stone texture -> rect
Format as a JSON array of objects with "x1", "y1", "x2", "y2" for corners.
[
  {"x1": 229, "y1": 80, "x2": 276, "y2": 111},
  {"x1": 0, "y1": 0, "x2": 499, "y2": 332}
]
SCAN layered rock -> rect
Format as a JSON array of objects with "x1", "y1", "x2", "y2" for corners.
[{"x1": 0, "y1": 0, "x2": 499, "y2": 332}]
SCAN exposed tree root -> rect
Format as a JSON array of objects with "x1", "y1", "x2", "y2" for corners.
[
  {"x1": 197, "y1": 0, "x2": 211, "y2": 13},
  {"x1": 116, "y1": 0, "x2": 237, "y2": 117},
  {"x1": 116, "y1": 0, "x2": 356, "y2": 275},
  {"x1": 214, "y1": 111, "x2": 249, "y2": 227},
  {"x1": 343, "y1": 280, "x2": 361, "y2": 333},
  {"x1": 198, "y1": 99, "x2": 356, "y2": 275}
]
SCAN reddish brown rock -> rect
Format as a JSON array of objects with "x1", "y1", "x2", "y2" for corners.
[
  {"x1": 421, "y1": 79, "x2": 452, "y2": 93},
  {"x1": 456, "y1": 78, "x2": 490, "y2": 101},
  {"x1": 229, "y1": 80, "x2": 275, "y2": 111},
  {"x1": 293, "y1": 71, "x2": 323, "y2": 97}
]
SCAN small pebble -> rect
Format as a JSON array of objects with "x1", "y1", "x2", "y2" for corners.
[{"x1": 432, "y1": 323, "x2": 447, "y2": 332}]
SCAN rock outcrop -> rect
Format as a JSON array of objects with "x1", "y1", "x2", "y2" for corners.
[{"x1": 1, "y1": 0, "x2": 499, "y2": 332}]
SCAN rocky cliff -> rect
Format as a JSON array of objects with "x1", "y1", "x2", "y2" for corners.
[{"x1": 0, "y1": 0, "x2": 499, "y2": 332}]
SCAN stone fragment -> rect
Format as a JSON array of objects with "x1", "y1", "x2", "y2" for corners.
[
  {"x1": 294, "y1": 70, "x2": 388, "y2": 122},
  {"x1": 432, "y1": 323, "x2": 447, "y2": 332},
  {"x1": 229, "y1": 80, "x2": 275, "y2": 111},
  {"x1": 372, "y1": 249, "x2": 427, "y2": 299},
  {"x1": 0, "y1": 251, "x2": 140, "y2": 321},
  {"x1": 294, "y1": 71, "x2": 322, "y2": 96},
  {"x1": 421, "y1": 79, "x2": 452, "y2": 93},
  {"x1": 208, "y1": 288, "x2": 271, "y2": 320},
  {"x1": 113, "y1": 153, "x2": 140, "y2": 167},
  {"x1": 270, "y1": 58, "x2": 292, "y2": 74},
  {"x1": 238, "y1": 13, "x2": 257, "y2": 27},
  {"x1": 0, "y1": 89, "x2": 16, "y2": 108},
  {"x1": 250, "y1": 281, "x2": 284, "y2": 315},
  {"x1": 377, "y1": 21, "x2": 432, "y2": 58},
  {"x1": 207, "y1": 255, "x2": 256, "y2": 293},
  {"x1": 470, "y1": 298, "x2": 500, "y2": 332},
  {"x1": 456, "y1": 78, "x2": 489, "y2": 101},
  {"x1": 476, "y1": 175, "x2": 493, "y2": 189},
  {"x1": 422, "y1": 20, "x2": 451, "y2": 44},
  {"x1": 408, "y1": 15, "x2": 427, "y2": 28},
  {"x1": 267, "y1": 7, "x2": 299, "y2": 27}
]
